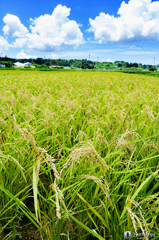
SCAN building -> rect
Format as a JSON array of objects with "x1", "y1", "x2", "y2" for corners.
[
  {"x1": 14, "y1": 62, "x2": 32, "y2": 67},
  {"x1": 64, "y1": 66, "x2": 71, "y2": 69},
  {"x1": 49, "y1": 65, "x2": 61, "y2": 68},
  {"x1": 24, "y1": 62, "x2": 32, "y2": 67},
  {"x1": 14, "y1": 62, "x2": 24, "y2": 67}
]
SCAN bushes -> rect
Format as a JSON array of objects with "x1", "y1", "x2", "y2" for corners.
[{"x1": 149, "y1": 67, "x2": 156, "y2": 71}]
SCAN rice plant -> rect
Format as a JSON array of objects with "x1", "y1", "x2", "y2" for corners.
[{"x1": 0, "y1": 70, "x2": 159, "y2": 239}]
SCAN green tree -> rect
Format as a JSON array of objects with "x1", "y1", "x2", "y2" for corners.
[
  {"x1": 149, "y1": 67, "x2": 156, "y2": 71},
  {"x1": 81, "y1": 59, "x2": 95, "y2": 69}
]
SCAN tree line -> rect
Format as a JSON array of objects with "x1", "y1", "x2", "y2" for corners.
[{"x1": 0, "y1": 56, "x2": 158, "y2": 71}]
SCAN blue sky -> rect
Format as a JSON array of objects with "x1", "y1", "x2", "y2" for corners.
[{"x1": 0, "y1": 0, "x2": 159, "y2": 64}]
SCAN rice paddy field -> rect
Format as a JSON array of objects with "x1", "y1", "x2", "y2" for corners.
[{"x1": 0, "y1": 70, "x2": 159, "y2": 240}]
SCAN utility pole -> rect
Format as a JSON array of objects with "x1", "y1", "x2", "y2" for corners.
[
  {"x1": 89, "y1": 54, "x2": 90, "y2": 61},
  {"x1": 154, "y1": 57, "x2": 155, "y2": 66}
]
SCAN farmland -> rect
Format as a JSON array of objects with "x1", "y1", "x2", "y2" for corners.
[{"x1": 0, "y1": 70, "x2": 159, "y2": 239}]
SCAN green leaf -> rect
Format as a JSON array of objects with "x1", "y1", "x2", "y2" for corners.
[
  {"x1": 33, "y1": 166, "x2": 38, "y2": 221},
  {"x1": 69, "y1": 214, "x2": 105, "y2": 240}
]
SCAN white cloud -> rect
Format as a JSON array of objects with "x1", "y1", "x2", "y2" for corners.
[
  {"x1": 27, "y1": 4, "x2": 84, "y2": 51},
  {"x1": 0, "y1": 36, "x2": 10, "y2": 49},
  {"x1": 88, "y1": 0, "x2": 159, "y2": 43},
  {"x1": 16, "y1": 50, "x2": 37, "y2": 59},
  {"x1": 3, "y1": 14, "x2": 28, "y2": 37},
  {"x1": 0, "y1": 35, "x2": 10, "y2": 54},
  {"x1": 105, "y1": 59, "x2": 113, "y2": 62},
  {"x1": 13, "y1": 38, "x2": 28, "y2": 48},
  {"x1": 51, "y1": 53, "x2": 58, "y2": 59},
  {"x1": 2, "y1": 5, "x2": 84, "y2": 52}
]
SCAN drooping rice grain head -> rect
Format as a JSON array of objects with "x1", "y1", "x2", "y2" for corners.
[
  {"x1": 126, "y1": 207, "x2": 149, "y2": 240},
  {"x1": 58, "y1": 147, "x2": 63, "y2": 160},
  {"x1": 60, "y1": 140, "x2": 109, "y2": 176},
  {"x1": 115, "y1": 128, "x2": 142, "y2": 151},
  {"x1": 69, "y1": 126, "x2": 73, "y2": 140},
  {"x1": 0, "y1": 151, "x2": 27, "y2": 183},
  {"x1": 0, "y1": 117, "x2": 9, "y2": 130},
  {"x1": 74, "y1": 131, "x2": 86, "y2": 143},
  {"x1": 50, "y1": 180, "x2": 61, "y2": 219},
  {"x1": 60, "y1": 144, "x2": 94, "y2": 176},
  {"x1": 140, "y1": 193, "x2": 158, "y2": 204},
  {"x1": 80, "y1": 175, "x2": 112, "y2": 206},
  {"x1": 50, "y1": 179, "x2": 68, "y2": 220},
  {"x1": 56, "y1": 184, "x2": 68, "y2": 218},
  {"x1": 45, "y1": 153, "x2": 61, "y2": 181},
  {"x1": 142, "y1": 142, "x2": 159, "y2": 154},
  {"x1": 87, "y1": 140, "x2": 110, "y2": 171},
  {"x1": 126, "y1": 207, "x2": 138, "y2": 234},
  {"x1": 18, "y1": 128, "x2": 37, "y2": 150},
  {"x1": 144, "y1": 105, "x2": 156, "y2": 121},
  {"x1": 131, "y1": 200, "x2": 149, "y2": 236}
]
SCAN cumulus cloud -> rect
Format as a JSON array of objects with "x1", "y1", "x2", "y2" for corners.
[
  {"x1": 0, "y1": 35, "x2": 10, "y2": 54},
  {"x1": 27, "y1": 4, "x2": 84, "y2": 51},
  {"x1": 88, "y1": 0, "x2": 159, "y2": 43},
  {"x1": 0, "y1": 36, "x2": 10, "y2": 49},
  {"x1": 3, "y1": 5, "x2": 84, "y2": 52},
  {"x1": 3, "y1": 14, "x2": 28, "y2": 37},
  {"x1": 51, "y1": 53, "x2": 58, "y2": 59},
  {"x1": 13, "y1": 38, "x2": 28, "y2": 48},
  {"x1": 16, "y1": 50, "x2": 37, "y2": 59}
]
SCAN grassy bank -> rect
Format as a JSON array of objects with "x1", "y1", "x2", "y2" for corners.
[{"x1": 0, "y1": 70, "x2": 159, "y2": 239}]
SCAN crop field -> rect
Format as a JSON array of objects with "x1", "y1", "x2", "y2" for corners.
[{"x1": 0, "y1": 70, "x2": 159, "y2": 240}]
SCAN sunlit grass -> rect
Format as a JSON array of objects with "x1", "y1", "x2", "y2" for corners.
[{"x1": 0, "y1": 70, "x2": 159, "y2": 239}]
